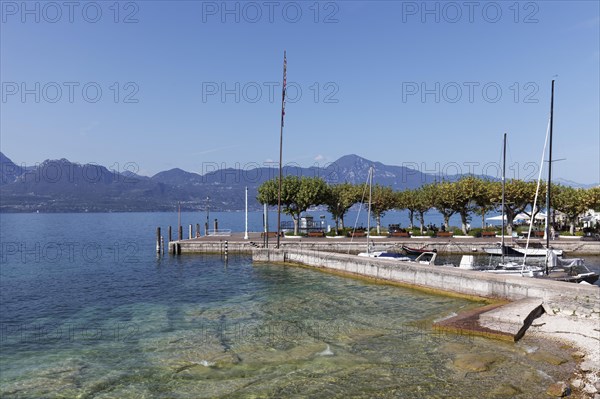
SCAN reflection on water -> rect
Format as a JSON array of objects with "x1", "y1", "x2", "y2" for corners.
[{"x1": 1, "y1": 257, "x2": 576, "y2": 398}]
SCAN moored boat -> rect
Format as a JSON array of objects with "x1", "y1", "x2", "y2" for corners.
[{"x1": 401, "y1": 245, "x2": 436, "y2": 256}]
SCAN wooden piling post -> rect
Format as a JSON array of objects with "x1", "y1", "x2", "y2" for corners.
[
  {"x1": 189, "y1": 224, "x2": 193, "y2": 239},
  {"x1": 225, "y1": 240, "x2": 228, "y2": 256},
  {"x1": 168, "y1": 226, "x2": 172, "y2": 243},
  {"x1": 156, "y1": 227, "x2": 161, "y2": 253},
  {"x1": 178, "y1": 225, "x2": 183, "y2": 241},
  {"x1": 196, "y1": 223, "x2": 200, "y2": 238},
  {"x1": 214, "y1": 219, "x2": 218, "y2": 233}
]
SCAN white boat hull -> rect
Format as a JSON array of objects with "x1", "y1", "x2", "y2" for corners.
[{"x1": 511, "y1": 248, "x2": 563, "y2": 257}]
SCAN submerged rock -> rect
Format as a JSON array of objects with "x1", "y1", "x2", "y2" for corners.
[
  {"x1": 546, "y1": 381, "x2": 570, "y2": 397},
  {"x1": 452, "y1": 353, "x2": 502, "y2": 372},
  {"x1": 571, "y1": 351, "x2": 586, "y2": 359},
  {"x1": 491, "y1": 383, "x2": 522, "y2": 397},
  {"x1": 529, "y1": 350, "x2": 569, "y2": 366}
]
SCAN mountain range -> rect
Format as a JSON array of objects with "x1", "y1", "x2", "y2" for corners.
[{"x1": 0, "y1": 152, "x2": 596, "y2": 213}]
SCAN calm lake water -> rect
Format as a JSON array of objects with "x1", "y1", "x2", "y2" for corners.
[{"x1": 0, "y1": 212, "x2": 582, "y2": 398}]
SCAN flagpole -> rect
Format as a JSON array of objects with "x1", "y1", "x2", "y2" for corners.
[{"x1": 276, "y1": 51, "x2": 286, "y2": 249}]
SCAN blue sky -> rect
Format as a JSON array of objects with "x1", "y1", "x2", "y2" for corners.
[{"x1": 1, "y1": 1, "x2": 599, "y2": 183}]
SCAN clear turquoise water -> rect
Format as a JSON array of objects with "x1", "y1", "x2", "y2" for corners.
[{"x1": 0, "y1": 213, "x2": 577, "y2": 398}]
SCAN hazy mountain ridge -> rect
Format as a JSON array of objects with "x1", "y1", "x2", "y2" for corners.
[{"x1": 0, "y1": 152, "x2": 596, "y2": 212}]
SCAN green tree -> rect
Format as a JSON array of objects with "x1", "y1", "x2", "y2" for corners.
[
  {"x1": 430, "y1": 181, "x2": 459, "y2": 231},
  {"x1": 472, "y1": 179, "x2": 497, "y2": 229},
  {"x1": 394, "y1": 190, "x2": 411, "y2": 228},
  {"x1": 584, "y1": 186, "x2": 600, "y2": 211},
  {"x1": 499, "y1": 179, "x2": 539, "y2": 234},
  {"x1": 324, "y1": 183, "x2": 361, "y2": 234},
  {"x1": 452, "y1": 177, "x2": 485, "y2": 234},
  {"x1": 257, "y1": 176, "x2": 329, "y2": 235},
  {"x1": 368, "y1": 184, "x2": 396, "y2": 235},
  {"x1": 414, "y1": 185, "x2": 434, "y2": 234},
  {"x1": 553, "y1": 185, "x2": 589, "y2": 234}
]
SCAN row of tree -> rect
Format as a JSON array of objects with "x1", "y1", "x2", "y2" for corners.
[{"x1": 257, "y1": 175, "x2": 600, "y2": 236}]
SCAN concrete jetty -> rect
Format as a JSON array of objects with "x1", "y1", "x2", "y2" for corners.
[{"x1": 167, "y1": 232, "x2": 600, "y2": 255}]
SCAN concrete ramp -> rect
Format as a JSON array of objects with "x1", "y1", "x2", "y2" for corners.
[
  {"x1": 478, "y1": 298, "x2": 545, "y2": 341},
  {"x1": 434, "y1": 298, "x2": 545, "y2": 342}
]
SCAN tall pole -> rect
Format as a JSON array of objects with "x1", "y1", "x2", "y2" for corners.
[
  {"x1": 205, "y1": 196, "x2": 210, "y2": 236},
  {"x1": 366, "y1": 167, "x2": 373, "y2": 254},
  {"x1": 545, "y1": 79, "x2": 555, "y2": 275},
  {"x1": 244, "y1": 186, "x2": 249, "y2": 239},
  {"x1": 276, "y1": 51, "x2": 287, "y2": 248},
  {"x1": 501, "y1": 133, "x2": 506, "y2": 264},
  {"x1": 177, "y1": 201, "x2": 181, "y2": 240},
  {"x1": 265, "y1": 203, "x2": 269, "y2": 247}
]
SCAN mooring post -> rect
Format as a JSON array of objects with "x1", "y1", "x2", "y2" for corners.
[
  {"x1": 156, "y1": 227, "x2": 161, "y2": 253},
  {"x1": 214, "y1": 219, "x2": 218, "y2": 233},
  {"x1": 225, "y1": 240, "x2": 228, "y2": 256},
  {"x1": 196, "y1": 223, "x2": 200, "y2": 238},
  {"x1": 178, "y1": 225, "x2": 183, "y2": 241},
  {"x1": 189, "y1": 224, "x2": 193, "y2": 239},
  {"x1": 168, "y1": 226, "x2": 172, "y2": 243}
]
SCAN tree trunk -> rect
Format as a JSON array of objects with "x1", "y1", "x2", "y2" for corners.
[
  {"x1": 419, "y1": 213, "x2": 425, "y2": 234},
  {"x1": 481, "y1": 212, "x2": 485, "y2": 229},
  {"x1": 460, "y1": 211, "x2": 469, "y2": 235},
  {"x1": 506, "y1": 215, "x2": 514, "y2": 235},
  {"x1": 569, "y1": 218, "x2": 576, "y2": 235},
  {"x1": 443, "y1": 215, "x2": 450, "y2": 231},
  {"x1": 340, "y1": 216, "x2": 345, "y2": 230},
  {"x1": 376, "y1": 214, "x2": 381, "y2": 235},
  {"x1": 293, "y1": 217, "x2": 299, "y2": 235},
  {"x1": 408, "y1": 210, "x2": 414, "y2": 229},
  {"x1": 335, "y1": 217, "x2": 339, "y2": 235}
]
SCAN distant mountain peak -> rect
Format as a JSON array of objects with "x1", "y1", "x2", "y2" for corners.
[{"x1": 1, "y1": 152, "x2": 596, "y2": 212}]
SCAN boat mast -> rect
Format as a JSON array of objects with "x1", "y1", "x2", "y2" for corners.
[
  {"x1": 501, "y1": 133, "x2": 506, "y2": 264},
  {"x1": 545, "y1": 79, "x2": 555, "y2": 275},
  {"x1": 366, "y1": 166, "x2": 373, "y2": 254},
  {"x1": 276, "y1": 51, "x2": 287, "y2": 248}
]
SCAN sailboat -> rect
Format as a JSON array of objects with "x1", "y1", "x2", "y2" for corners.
[
  {"x1": 538, "y1": 81, "x2": 597, "y2": 283},
  {"x1": 465, "y1": 82, "x2": 597, "y2": 282},
  {"x1": 465, "y1": 134, "x2": 545, "y2": 277},
  {"x1": 356, "y1": 167, "x2": 437, "y2": 264},
  {"x1": 484, "y1": 91, "x2": 562, "y2": 259},
  {"x1": 357, "y1": 167, "x2": 407, "y2": 260}
]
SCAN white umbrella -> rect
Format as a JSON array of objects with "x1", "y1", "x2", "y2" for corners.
[
  {"x1": 486, "y1": 214, "x2": 529, "y2": 222},
  {"x1": 517, "y1": 212, "x2": 547, "y2": 220}
]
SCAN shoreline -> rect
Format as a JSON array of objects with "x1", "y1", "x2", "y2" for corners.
[{"x1": 530, "y1": 314, "x2": 600, "y2": 398}]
